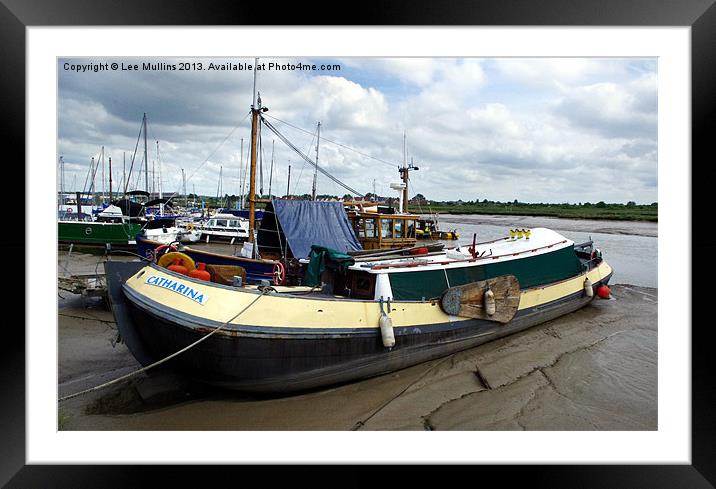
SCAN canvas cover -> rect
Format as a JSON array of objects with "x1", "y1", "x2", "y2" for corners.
[
  {"x1": 257, "y1": 199, "x2": 362, "y2": 259},
  {"x1": 304, "y1": 245, "x2": 356, "y2": 287}
]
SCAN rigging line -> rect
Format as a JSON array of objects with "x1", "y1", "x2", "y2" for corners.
[
  {"x1": 80, "y1": 157, "x2": 92, "y2": 197},
  {"x1": 263, "y1": 113, "x2": 397, "y2": 168},
  {"x1": 294, "y1": 128, "x2": 317, "y2": 199},
  {"x1": 259, "y1": 120, "x2": 264, "y2": 196},
  {"x1": 58, "y1": 288, "x2": 269, "y2": 403},
  {"x1": 87, "y1": 152, "x2": 102, "y2": 198},
  {"x1": 124, "y1": 117, "x2": 144, "y2": 195},
  {"x1": 262, "y1": 117, "x2": 363, "y2": 196},
  {"x1": 162, "y1": 111, "x2": 251, "y2": 204}
]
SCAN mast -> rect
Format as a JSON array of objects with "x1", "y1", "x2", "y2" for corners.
[
  {"x1": 248, "y1": 102, "x2": 259, "y2": 242},
  {"x1": 398, "y1": 156, "x2": 419, "y2": 214},
  {"x1": 248, "y1": 59, "x2": 261, "y2": 243},
  {"x1": 157, "y1": 140, "x2": 164, "y2": 216},
  {"x1": 108, "y1": 156, "x2": 113, "y2": 202},
  {"x1": 122, "y1": 152, "x2": 126, "y2": 197},
  {"x1": 89, "y1": 156, "x2": 95, "y2": 199},
  {"x1": 312, "y1": 121, "x2": 321, "y2": 200},
  {"x1": 286, "y1": 162, "x2": 291, "y2": 198},
  {"x1": 182, "y1": 168, "x2": 187, "y2": 208},
  {"x1": 101, "y1": 146, "x2": 105, "y2": 205},
  {"x1": 59, "y1": 155, "x2": 65, "y2": 208},
  {"x1": 402, "y1": 133, "x2": 408, "y2": 213},
  {"x1": 239, "y1": 137, "x2": 245, "y2": 209},
  {"x1": 143, "y1": 113, "x2": 149, "y2": 193}
]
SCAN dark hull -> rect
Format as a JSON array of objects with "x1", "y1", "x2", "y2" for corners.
[{"x1": 108, "y1": 262, "x2": 612, "y2": 393}]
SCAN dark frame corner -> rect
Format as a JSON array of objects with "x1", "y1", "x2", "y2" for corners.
[{"x1": 5, "y1": 0, "x2": 714, "y2": 486}]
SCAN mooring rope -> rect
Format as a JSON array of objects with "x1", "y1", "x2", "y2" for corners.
[{"x1": 58, "y1": 288, "x2": 269, "y2": 403}]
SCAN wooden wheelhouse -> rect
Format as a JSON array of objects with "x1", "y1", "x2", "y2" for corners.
[{"x1": 345, "y1": 207, "x2": 418, "y2": 250}]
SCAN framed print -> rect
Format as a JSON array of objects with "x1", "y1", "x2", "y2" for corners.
[{"x1": 5, "y1": 0, "x2": 715, "y2": 486}]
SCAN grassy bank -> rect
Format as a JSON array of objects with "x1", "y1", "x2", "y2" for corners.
[{"x1": 408, "y1": 202, "x2": 658, "y2": 222}]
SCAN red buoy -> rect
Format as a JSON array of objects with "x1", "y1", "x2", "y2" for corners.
[
  {"x1": 167, "y1": 258, "x2": 189, "y2": 276},
  {"x1": 409, "y1": 247, "x2": 429, "y2": 255},
  {"x1": 596, "y1": 285, "x2": 611, "y2": 299},
  {"x1": 189, "y1": 262, "x2": 211, "y2": 281}
]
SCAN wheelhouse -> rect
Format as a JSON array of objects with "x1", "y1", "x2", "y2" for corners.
[{"x1": 346, "y1": 210, "x2": 418, "y2": 250}]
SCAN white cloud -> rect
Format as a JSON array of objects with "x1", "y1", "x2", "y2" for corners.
[{"x1": 57, "y1": 57, "x2": 657, "y2": 204}]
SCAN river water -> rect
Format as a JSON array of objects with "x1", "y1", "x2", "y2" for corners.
[{"x1": 428, "y1": 214, "x2": 658, "y2": 288}]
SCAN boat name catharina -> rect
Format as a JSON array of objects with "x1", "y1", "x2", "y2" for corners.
[{"x1": 145, "y1": 275, "x2": 208, "y2": 305}]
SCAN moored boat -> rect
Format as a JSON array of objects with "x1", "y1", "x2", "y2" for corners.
[
  {"x1": 106, "y1": 226, "x2": 613, "y2": 393},
  {"x1": 58, "y1": 203, "x2": 143, "y2": 249},
  {"x1": 194, "y1": 214, "x2": 250, "y2": 243}
]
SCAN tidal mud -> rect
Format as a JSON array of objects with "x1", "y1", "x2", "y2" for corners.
[{"x1": 57, "y1": 283, "x2": 657, "y2": 431}]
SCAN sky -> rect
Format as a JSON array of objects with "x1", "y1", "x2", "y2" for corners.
[{"x1": 57, "y1": 57, "x2": 657, "y2": 204}]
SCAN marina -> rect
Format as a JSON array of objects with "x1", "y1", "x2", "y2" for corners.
[{"x1": 54, "y1": 56, "x2": 658, "y2": 433}]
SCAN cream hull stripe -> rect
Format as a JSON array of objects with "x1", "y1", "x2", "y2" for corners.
[{"x1": 124, "y1": 261, "x2": 612, "y2": 330}]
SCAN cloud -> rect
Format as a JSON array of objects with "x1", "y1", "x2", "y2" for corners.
[
  {"x1": 57, "y1": 57, "x2": 657, "y2": 204},
  {"x1": 553, "y1": 72, "x2": 657, "y2": 139}
]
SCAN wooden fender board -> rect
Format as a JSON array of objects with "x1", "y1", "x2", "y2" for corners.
[{"x1": 440, "y1": 275, "x2": 521, "y2": 323}]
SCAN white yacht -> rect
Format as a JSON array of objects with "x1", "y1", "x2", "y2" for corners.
[{"x1": 195, "y1": 213, "x2": 250, "y2": 243}]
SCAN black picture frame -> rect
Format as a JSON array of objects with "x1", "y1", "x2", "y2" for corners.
[{"x1": 5, "y1": 0, "x2": 713, "y2": 486}]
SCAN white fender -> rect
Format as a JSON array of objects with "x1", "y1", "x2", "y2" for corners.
[
  {"x1": 484, "y1": 288, "x2": 496, "y2": 316},
  {"x1": 379, "y1": 314, "x2": 395, "y2": 348}
]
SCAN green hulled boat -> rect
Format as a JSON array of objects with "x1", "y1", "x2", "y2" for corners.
[{"x1": 58, "y1": 220, "x2": 142, "y2": 248}]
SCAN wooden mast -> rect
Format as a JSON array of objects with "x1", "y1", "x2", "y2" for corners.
[{"x1": 248, "y1": 59, "x2": 260, "y2": 243}]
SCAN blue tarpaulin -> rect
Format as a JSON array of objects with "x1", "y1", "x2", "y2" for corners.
[{"x1": 257, "y1": 199, "x2": 362, "y2": 259}]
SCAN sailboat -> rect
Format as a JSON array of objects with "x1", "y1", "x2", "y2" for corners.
[
  {"x1": 105, "y1": 75, "x2": 615, "y2": 393},
  {"x1": 57, "y1": 146, "x2": 143, "y2": 250}
]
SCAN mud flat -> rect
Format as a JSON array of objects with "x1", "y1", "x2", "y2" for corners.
[
  {"x1": 435, "y1": 214, "x2": 658, "y2": 238},
  {"x1": 58, "y1": 282, "x2": 657, "y2": 431}
]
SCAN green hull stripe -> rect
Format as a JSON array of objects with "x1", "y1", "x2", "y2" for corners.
[
  {"x1": 389, "y1": 246, "x2": 583, "y2": 300},
  {"x1": 58, "y1": 221, "x2": 142, "y2": 245}
]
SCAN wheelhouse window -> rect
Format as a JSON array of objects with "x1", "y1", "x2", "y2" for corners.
[
  {"x1": 394, "y1": 219, "x2": 404, "y2": 238},
  {"x1": 365, "y1": 218, "x2": 377, "y2": 238},
  {"x1": 380, "y1": 218, "x2": 393, "y2": 238},
  {"x1": 353, "y1": 218, "x2": 365, "y2": 237},
  {"x1": 406, "y1": 220, "x2": 416, "y2": 238}
]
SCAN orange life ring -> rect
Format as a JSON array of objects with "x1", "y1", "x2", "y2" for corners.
[{"x1": 157, "y1": 251, "x2": 196, "y2": 272}]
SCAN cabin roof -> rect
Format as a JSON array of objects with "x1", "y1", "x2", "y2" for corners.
[{"x1": 349, "y1": 228, "x2": 574, "y2": 274}]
